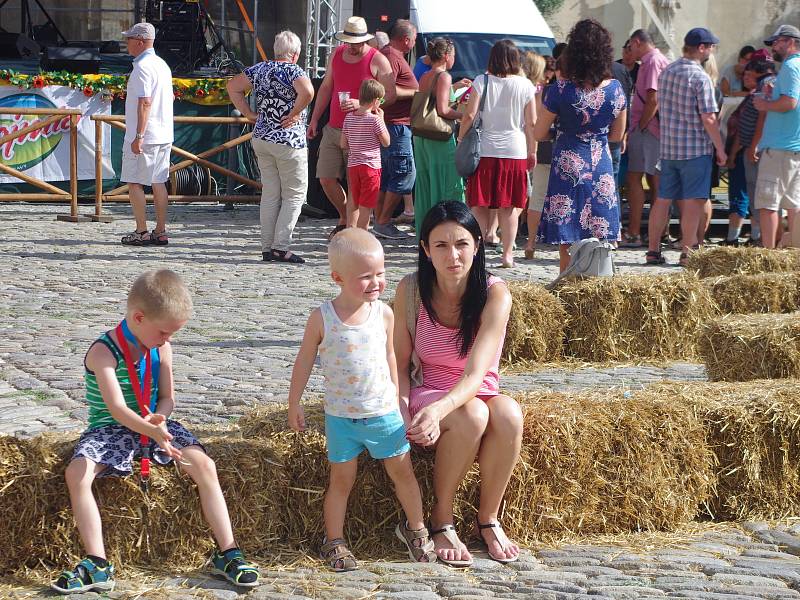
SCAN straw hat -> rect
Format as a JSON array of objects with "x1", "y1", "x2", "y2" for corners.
[{"x1": 335, "y1": 16, "x2": 374, "y2": 43}]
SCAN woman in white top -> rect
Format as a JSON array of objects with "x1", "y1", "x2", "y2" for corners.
[{"x1": 459, "y1": 40, "x2": 537, "y2": 268}]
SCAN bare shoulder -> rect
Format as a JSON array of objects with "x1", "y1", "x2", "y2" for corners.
[
  {"x1": 382, "y1": 301, "x2": 395, "y2": 326},
  {"x1": 158, "y1": 340, "x2": 174, "y2": 363},
  {"x1": 486, "y1": 279, "x2": 512, "y2": 313},
  {"x1": 85, "y1": 340, "x2": 116, "y2": 372}
]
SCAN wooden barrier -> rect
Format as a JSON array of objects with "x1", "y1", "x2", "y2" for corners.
[
  {"x1": 0, "y1": 107, "x2": 89, "y2": 222},
  {"x1": 90, "y1": 114, "x2": 261, "y2": 222}
]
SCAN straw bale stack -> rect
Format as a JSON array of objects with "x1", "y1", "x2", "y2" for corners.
[
  {"x1": 555, "y1": 274, "x2": 717, "y2": 361},
  {"x1": 241, "y1": 394, "x2": 712, "y2": 550},
  {"x1": 699, "y1": 313, "x2": 800, "y2": 381},
  {"x1": 503, "y1": 282, "x2": 566, "y2": 363},
  {"x1": 686, "y1": 246, "x2": 800, "y2": 279},
  {"x1": 641, "y1": 381, "x2": 800, "y2": 520},
  {"x1": 0, "y1": 434, "x2": 286, "y2": 575},
  {"x1": 706, "y1": 272, "x2": 800, "y2": 315}
]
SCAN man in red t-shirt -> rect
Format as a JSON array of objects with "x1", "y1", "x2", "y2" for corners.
[
  {"x1": 307, "y1": 16, "x2": 395, "y2": 239},
  {"x1": 373, "y1": 19, "x2": 419, "y2": 240}
]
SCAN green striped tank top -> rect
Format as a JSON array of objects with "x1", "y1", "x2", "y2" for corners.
[{"x1": 84, "y1": 333, "x2": 159, "y2": 429}]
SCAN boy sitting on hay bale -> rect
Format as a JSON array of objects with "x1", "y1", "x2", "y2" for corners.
[
  {"x1": 288, "y1": 229, "x2": 437, "y2": 571},
  {"x1": 51, "y1": 270, "x2": 259, "y2": 594}
]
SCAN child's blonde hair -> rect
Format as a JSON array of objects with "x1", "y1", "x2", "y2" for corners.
[
  {"x1": 328, "y1": 228, "x2": 383, "y2": 274},
  {"x1": 127, "y1": 269, "x2": 193, "y2": 321},
  {"x1": 359, "y1": 79, "x2": 385, "y2": 106}
]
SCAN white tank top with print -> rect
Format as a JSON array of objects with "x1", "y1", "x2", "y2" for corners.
[{"x1": 318, "y1": 300, "x2": 397, "y2": 418}]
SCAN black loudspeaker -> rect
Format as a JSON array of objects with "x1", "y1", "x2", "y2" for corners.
[
  {"x1": 0, "y1": 32, "x2": 40, "y2": 58},
  {"x1": 41, "y1": 46, "x2": 101, "y2": 73}
]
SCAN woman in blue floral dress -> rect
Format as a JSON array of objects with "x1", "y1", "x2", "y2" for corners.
[{"x1": 535, "y1": 19, "x2": 627, "y2": 272}]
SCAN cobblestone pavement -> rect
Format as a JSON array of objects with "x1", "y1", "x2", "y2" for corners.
[{"x1": 3, "y1": 203, "x2": 790, "y2": 599}]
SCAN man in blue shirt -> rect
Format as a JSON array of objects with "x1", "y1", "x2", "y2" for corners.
[{"x1": 753, "y1": 24, "x2": 800, "y2": 249}]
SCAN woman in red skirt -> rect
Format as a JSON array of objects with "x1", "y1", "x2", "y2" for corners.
[{"x1": 459, "y1": 40, "x2": 537, "y2": 268}]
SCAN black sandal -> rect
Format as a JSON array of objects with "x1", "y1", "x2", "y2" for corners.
[
  {"x1": 271, "y1": 249, "x2": 305, "y2": 264},
  {"x1": 645, "y1": 250, "x2": 666, "y2": 265}
]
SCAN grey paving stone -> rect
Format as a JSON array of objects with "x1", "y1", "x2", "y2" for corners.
[
  {"x1": 586, "y1": 586, "x2": 666, "y2": 598},
  {"x1": 711, "y1": 573, "x2": 789, "y2": 587}
]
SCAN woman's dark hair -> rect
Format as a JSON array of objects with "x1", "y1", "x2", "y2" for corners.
[
  {"x1": 563, "y1": 19, "x2": 613, "y2": 88},
  {"x1": 739, "y1": 45, "x2": 756, "y2": 59},
  {"x1": 745, "y1": 58, "x2": 775, "y2": 76},
  {"x1": 418, "y1": 201, "x2": 487, "y2": 358},
  {"x1": 427, "y1": 37, "x2": 454, "y2": 62},
  {"x1": 551, "y1": 42, "x2": 568, "y2": 60},
  {"x1": 487, "y1": 39, "x2": 520, "y2": 77}
]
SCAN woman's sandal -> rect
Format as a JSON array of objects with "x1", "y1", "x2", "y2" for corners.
[
  {"x1": 645, "y1": 250, "x2": 666, "y2": 265},
  {"x1": 320, "y1": 537, "x2": 358, "y2": 572},
  {"x1": 429, "y1": 523, "x2": 473, "y2": 568},
  {"x1": 395, "y1": 521, "x2": 437, "y2": 563},
  {"x1": 475, "y1": 520, "x2": 519, "y2": 564},
  {"x1": 271, "y1": 249, "x2": 305, "y2": 264},
  {"x1": 524, "y1": 247, "x2": 535, "y2": 260}
]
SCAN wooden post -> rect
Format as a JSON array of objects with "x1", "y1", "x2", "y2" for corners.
[
  {"x1": 57, "y1": 114, "x2": 90, "y2": 222},
  {"x1": 91, "y1": 119, "x2": 112, "y2": 222}
]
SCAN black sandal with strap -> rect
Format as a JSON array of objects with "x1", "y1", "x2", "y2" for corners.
[
  {"x1": 271, "y1": 249, "x2": 305, "y2": 264},
  {"x1": 320, "y1": 537, "x2": 358, "y2": 572},
  {"x1": 645, "y1": 250, "x2": 666, "y2": 265}
]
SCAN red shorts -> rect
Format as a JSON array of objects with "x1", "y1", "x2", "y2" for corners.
[
  {"x1": 467, "y1": 157, "x2": 528, "y2": 209},
  {"x1": 347, "y1": 164, "x2": 381, "y2": 208}
]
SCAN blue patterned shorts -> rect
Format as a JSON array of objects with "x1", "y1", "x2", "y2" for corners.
[{"x1": 72, "y1": 420, "x2": 204, "y2": 477}]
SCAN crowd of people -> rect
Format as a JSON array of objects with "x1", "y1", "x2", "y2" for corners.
[
  {"x1": 119, "y1": 15, "x2": 799, "y2": 270},
  {"x1": 228, "y1": 16, "x2": 798, "y2": 270}
]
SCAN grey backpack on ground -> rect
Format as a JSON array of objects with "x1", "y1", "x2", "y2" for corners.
[{"x1": 548, "y1": 238, "x2": 615, "y2": 289}]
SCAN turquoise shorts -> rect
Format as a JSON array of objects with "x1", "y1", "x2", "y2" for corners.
[{"x1": 324, "y1": 410, "x2": 410, "y2": 463}]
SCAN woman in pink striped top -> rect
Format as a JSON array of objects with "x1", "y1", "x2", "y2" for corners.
[{"x1": 394, "y1": 201, "x2": 522, "y2": 567}]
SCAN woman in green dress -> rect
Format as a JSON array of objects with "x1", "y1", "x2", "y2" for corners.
[{"x1": 414, "y1": 38, "x2": 466, "y2": 234}]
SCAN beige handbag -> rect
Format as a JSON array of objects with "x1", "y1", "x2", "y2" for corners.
[{"x1": 410, "y1": 71, "x2": 454, "y2": 141}]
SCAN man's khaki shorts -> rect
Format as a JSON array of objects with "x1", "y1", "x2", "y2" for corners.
[
  {"x1": 754, "y1": 148, "x2": 800, "y2": 211},
  {"x1": 120, "y1": 143, "x2": 171, "y2": 185},
  {"x1": 316, "y1": 125, "x2": 348, "y2": 180}
]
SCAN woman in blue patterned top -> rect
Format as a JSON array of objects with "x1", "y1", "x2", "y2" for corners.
[
  {"x1": 228, "y1": 31, "x2": 315, "y2": 263},
  {"x1": 534, "y1": 19, "x2": 627, "y2": 272}
]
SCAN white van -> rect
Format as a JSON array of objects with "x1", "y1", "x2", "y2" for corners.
[{"x1": 409, "y1": 0, "x2": 556, "y2": 80}]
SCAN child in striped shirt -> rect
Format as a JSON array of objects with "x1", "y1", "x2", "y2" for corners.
[
  {"x1": 341, "y1": 79, "x2": 391, "y2": 230},
  {"x1": 51, "y1": 270, "x2": 259, "y2": 594}
]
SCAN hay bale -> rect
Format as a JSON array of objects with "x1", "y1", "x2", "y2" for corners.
[
  {"x1": 639, "y1": 381, "x2": 800, "y2": 521},
  {"x1": 503, "y1": 282, "x2": 566, "y2": 363},
  {"x1": 699, "y1": 313, "x2": 800, "y2": 381},
  {"x1": 556, "y1": 274, "x2": 717, "y2": 361},
  {"x1": 686, "y1": 246, "x2": 800, "y2": 278},
  {"x1": 241, "y1": 394, "x2": 712, "y2": 549},
  {"x1": 0, "y1": 434, "x2": 287, "y2": 575},
  {"x1": 706, "y1": 272, "x2": 800, "y2": 314}
]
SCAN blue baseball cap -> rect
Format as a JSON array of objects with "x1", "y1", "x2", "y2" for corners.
[{"x1": 684, "y1": 27, "x2": 720, "y2": 47}]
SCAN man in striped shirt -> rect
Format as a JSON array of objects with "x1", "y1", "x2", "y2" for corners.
[{"x1": 645, "y1": 28, "x2": 726, "y2": 266}]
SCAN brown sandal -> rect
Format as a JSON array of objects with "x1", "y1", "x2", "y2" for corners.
[
  {"x1": 395, "y1": 521, "x2": 437, "y2": 563},
  {"x1": 319, "y1": 537, "x2": 357, "y2": 572},
  {"x1": 475, "y1": 520, "x2": 519, "y2": 564}
]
